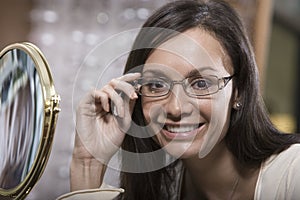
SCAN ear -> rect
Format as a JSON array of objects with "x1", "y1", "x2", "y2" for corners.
[
  {"x1": 233, "y1": 88, "x2": 239, "y2": 101},
  {"x1": 232, "y1": 88, "x2": 242, "y2": 110}
]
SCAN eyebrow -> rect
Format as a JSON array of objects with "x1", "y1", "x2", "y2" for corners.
[
  {"x1": 142, "y1": 69, "x2": 166, "y2": 77},
  {"x1": 143, "y1": 66, "x2": 217, "y2": 78},
  {"x1": 185, "y1": 67, "x2": 216, "y2": 77}
]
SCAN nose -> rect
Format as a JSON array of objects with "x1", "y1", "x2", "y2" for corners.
[{"x1": 165, "y1": 84, "x2": 192, "y2": 120}]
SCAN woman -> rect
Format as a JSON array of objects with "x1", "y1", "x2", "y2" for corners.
[{"x1": 67, "y1": 0, "x2": 300, "y2": 199}]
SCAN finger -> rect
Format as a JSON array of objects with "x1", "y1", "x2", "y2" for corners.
[
  {"x1": 124, "y1": 96, "x2": 137, "y2": 119},
  {"x1": 115, "y1": 95, "x2": 136, "y2": 133},
  {"x1": 91, "y1": 89, "x2": 110, "y2": 112},
  {"x1": 109, "y1": 73, "x2": 141, "y2": 99},
  {"x1": 129, "y1": 97, "x2": 137, "y2": 115},
  {"x1": 102, "y1": 85, "x2": 124, "y2": 118},
  {"x1": 117, "y1": 72, "x2": 141, "y2": 82}
]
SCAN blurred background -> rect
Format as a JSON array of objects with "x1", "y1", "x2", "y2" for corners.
[{"x1": 0, "y1": 0, "x2": 299, "y2": 199}]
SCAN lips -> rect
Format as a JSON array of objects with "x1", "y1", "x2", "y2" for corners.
[{"x1": 161, "y1": 123, "x2": 204, "y2": 140}]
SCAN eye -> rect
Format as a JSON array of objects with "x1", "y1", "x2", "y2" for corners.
[
  {"x1": 190, "y1": 77, "x2": 213, "y2": 90},
  {"x1": 141, "y1": 78, "x2": 169, "y2": 94},
  {"x1": 145, "y1": 80, "x2": 167, "y2": 90},
  {"x1": 148, "y1": 82, "x2": 164, "y2": 89}
]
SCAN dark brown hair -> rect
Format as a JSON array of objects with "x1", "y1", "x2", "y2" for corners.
[{"x1": 118, "y1": 0, "x2": 300, "y2": 199}]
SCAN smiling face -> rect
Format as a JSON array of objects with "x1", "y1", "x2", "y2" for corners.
[{"x1": 141, "y1": 28, "x2": 235, "y2": 159}]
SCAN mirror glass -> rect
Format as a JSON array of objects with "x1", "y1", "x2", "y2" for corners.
[
  {"x1": 0, "y1": 48, "x2": 44, "y2": 190},
  {"x1": 0, "y1": 43, "x2": 60, "y2": 200}
]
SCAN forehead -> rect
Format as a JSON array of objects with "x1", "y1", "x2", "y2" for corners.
[{"x1": 144, "y1": 28, "x2": 232, "y2": 77}]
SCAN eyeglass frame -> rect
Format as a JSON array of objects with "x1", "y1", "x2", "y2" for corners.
[{"x1": 133, "y1": 74, "x2": 235, "y2": 98}]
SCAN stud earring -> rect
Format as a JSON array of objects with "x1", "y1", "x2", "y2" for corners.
[{"x1": 234, "y1": 102, "x2": 242, "y2": 110}]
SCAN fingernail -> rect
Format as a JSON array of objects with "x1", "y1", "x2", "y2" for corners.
[
  {"x1": 131, "y1": 92, "x2": 138, "y2": 99},
  {"x1": 118, "y1": 105, "x2": 124, "y2": 118}
]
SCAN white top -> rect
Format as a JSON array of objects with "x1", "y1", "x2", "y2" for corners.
[
  {"x1": 254, "y1": 143, "x2": 300, "y2": 200},
  {"x1": 57, "y1": 144, "x2": 300, "y2": 200}
]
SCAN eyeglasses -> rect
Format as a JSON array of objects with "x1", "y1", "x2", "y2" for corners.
[{"x1": 133, "y1": 74, "x2": 234, "y2": 98}]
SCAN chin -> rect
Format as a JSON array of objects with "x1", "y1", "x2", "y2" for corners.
[{"x1": 161, "y1": 139, "x2": 203, "y2": 159}]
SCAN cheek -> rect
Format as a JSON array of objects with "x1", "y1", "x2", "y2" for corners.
[
  {"x1": 193, "y1": 99, "x2": 211, "y2": 120},
  {"x1": 198, "y1": 91, "x2": 233, "y2": 157},
  {"x1": 141, "y1": 99, "x2": 163, "y2": 125},
  {"x1": 209, "y1": 96, "x2": 232, "y2": 130}
]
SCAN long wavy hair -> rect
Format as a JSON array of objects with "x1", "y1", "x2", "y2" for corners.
[{"x1": 118, "y1": 0, "x2": 300, "y2": 199}]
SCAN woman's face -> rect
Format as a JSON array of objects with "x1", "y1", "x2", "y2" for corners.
[{"x1": 141, "y1": 28, "x2": 235, "y2": 159}]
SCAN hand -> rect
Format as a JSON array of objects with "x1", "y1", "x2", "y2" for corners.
[{"x1": 73, "y1": 72, "x2": 141, "y2": 164}]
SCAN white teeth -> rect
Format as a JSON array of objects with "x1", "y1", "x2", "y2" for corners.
[{"x1": 165, "y1": 125, "x2": 199, "y2": 133}]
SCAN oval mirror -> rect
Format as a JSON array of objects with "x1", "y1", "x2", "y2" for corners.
[{"x1": 0, "y1": 42, "x2": 60, "y2": 200}]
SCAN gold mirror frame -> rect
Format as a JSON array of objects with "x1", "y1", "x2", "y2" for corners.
[{"x1": 0, "y1": 42, "x2": 60, "y2": 200}]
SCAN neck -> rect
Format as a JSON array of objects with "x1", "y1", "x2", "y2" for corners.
[{"x1": 181, "y1": 141, "x2": 244, "y2": 199}]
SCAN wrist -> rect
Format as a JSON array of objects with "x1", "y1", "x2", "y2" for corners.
[{"x1": 70, "y1": 157, "x2": 106, "y2": 191}]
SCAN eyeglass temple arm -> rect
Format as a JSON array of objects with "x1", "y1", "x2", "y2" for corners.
[{"x1": 219, "y1": 75, "x2": 235, "y2": 89}]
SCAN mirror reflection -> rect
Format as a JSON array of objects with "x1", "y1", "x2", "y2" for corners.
[{"x1": 0, "y1": 49, "x2": 44, "y2": 190}]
